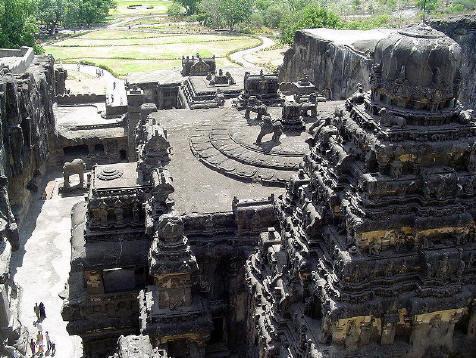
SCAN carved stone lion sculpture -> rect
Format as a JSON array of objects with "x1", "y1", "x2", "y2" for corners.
[{"x1": 63, "y1": 158, "x2": 86, "y2": 188}]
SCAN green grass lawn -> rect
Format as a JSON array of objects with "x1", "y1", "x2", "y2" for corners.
[{"x1": 45, "y1": 29, "x2": 260, "y2": 77}]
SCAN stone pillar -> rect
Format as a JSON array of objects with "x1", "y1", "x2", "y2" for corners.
[
  {"x1": 126, "y1": 87, "x2": 144, "y2": 161},
  {"x1": 149, "y1": 214, "x2": 198, "y2": 310},
  {"x1": 54, "y1": 67, "x2": 67, "y2": 96},
  {"x1": 381, "y1": 323, "x2": 396, "y2": 345},
  {"x1": 409, "y1": 309, "x2": 466, "y2": 357}
]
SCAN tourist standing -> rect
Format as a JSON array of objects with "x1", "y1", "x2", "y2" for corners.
[
  {"x1": 29, "y1": 338, "x2": 36, "y2": 356},
  {"x1": 50, "y1": 339, "x2": 56, "y2": 356},
  {"x1": 39, "y1": 302, "x2": 46, "y2": 320},
  {"x1": 37, "y1": 340, "x2": 45, "y2": 356},
  {"x1": 36, "y1": 329, "x2": 43, "y2": 344},
  {"x1": 34, "y1": 303, "x2": 40, "y2": 322},
  {"x1": 45, "y1": 331, "x2": 51, "y2": 351}
]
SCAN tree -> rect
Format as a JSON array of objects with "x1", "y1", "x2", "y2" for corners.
[
  {"x1": 280, "y1": 4, "x2": 342, "y2": 44},
  {"x1": 0, "y1": 0, "x2": 38, "y2": 49},
  {"x1": 175, "y1": 0, "x2": 200, "y2": 15},
  {"x1": 167, "y1": 2, "x2": 184, "y2": 18},
  {"x1": 262, "y1": 3, "x2": 287, "y2": 28},
  {"x1": 218, "y1": 0, "x2": 254, "y2": 30},
  {"x1": 37, "y1": 0, "x2": 65, "y2": 34},
  {"x1": 416, "y1": 0, "x2": 440, "y2": 12},
  {"x1": 198, "y1": 0, "x2": 222, "y2": 27},
  {"x1": 199, "y1": 0, "x2": 253, "y2": 30},
  {"x1": 352, "y1": 0, "x2": 362, "y2": 12},
  {"x1": 63, "y1": 0, "x2": 115, "y2": 27},
  {"x1": 286, "y1": 0, "x2": 312, "y2": 12}
]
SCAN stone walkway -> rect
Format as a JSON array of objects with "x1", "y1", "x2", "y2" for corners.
[{"x1": 10, "y1": 172, "x2": 83, "y2": 357}]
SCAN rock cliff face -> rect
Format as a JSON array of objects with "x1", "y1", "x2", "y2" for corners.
[
  {"x1": 279, "y1": 16, "x2": 476, "y2": 109},
  {"x1": 430, "y1": 16, "x2": 476, "y2": 110},
  {"x1": 0, "y1": 53, "x2": 57, "y2": 355},
  {"x1": 0, "y1": 55, "x2": 56, "y2": 224},
  {"x1": 279, "y1": 28, "x2": 394, "y2": 100}
]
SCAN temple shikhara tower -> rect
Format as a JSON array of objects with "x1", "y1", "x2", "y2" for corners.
[{"x1": 246, "y1": 24, "x2": 476, "y2": 357}]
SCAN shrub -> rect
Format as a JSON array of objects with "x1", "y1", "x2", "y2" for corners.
[
  {"x1": 167, "y1": 3, "x2": 184, "y2": 18},
  {"x1": 280, "y1": 4, "x2": 342, "y2": 44},
  {"x1": 343, "y1": 14, "x2": 391, "y2": 30}
]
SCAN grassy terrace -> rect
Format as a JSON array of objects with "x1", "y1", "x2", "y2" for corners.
[
  {"x1": 45, "y1": 31, "x2": 260, "y2": 76},
  {"x1": 43, "y1": 0, "x2": 261, "y2": 77}
]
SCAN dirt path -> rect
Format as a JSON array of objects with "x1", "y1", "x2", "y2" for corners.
[{"x1": 229, "y1": 36, "x2": 276, "y2": 70}]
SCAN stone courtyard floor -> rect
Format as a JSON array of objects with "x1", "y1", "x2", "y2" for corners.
[{"x1": 10, "y1": 171, "x2": 83, "y2": 357}]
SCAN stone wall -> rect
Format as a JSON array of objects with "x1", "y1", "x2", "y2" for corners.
[
  {"x1": 0, "y1": 47, "x2": 35, "y2": 75},
  {"x1": 279, "y1": 16, "x2": 476, "y2": 109},
  {"x1": 56, "y1": 93, "x2": 106, "y2": 105}
]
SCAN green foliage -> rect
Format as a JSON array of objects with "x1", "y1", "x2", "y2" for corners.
[
  {"x1": 0, "y1": 0, "x2": 38, "y2": 49},
  {"x1": 63, "y1": 0, "x2": 116, "y2": 27},
  {"x1": 280, "y1": 4, "x2": 342, "y2": 44},
  {"x1": 37, "y1": 0, "x2": 65, "y2": 34},
  {"x1": 262, "y1": 3, "x2": 287, "y2": 29},
  {"x1": 198, "y1": 0, "x2": 221, "y2": 27},
  {"x1": 175, "y1": 0, "x2": 200, "y2": 15},
  {"x1": 352, "y1": 0, "x2": 362, "y2": 11},
  {"x1": 376, "y1": 0, "x2": 397, "y2": 11},
  {"x1": 343, "y1": 14, "x2": 391, "y2": 30},
  {"x1": 221, "y1": 0, "x2": 254, "y2": 30},
  {"x1": 255, "y1": 0, "x2": 272, "y2": 11},
  {"x1": 286, "y1": 0, "x2": 312, "y2": 11},
  {"x1": 199, "y1": 0, "x2": 254, "y2": 30},
  {"x1": 167, "y1": 2, "x2": 184, "y2": 17},
  {"x1": 454, "y1": 0, "x2": 476, "y2": 10},
  {"x1": 444, "y1": 0, "x2": 476, "y2": 13},
  {"x1": 416, "y1": 0, "x2": 440, "y2": 12},
  {"x1": 79, "y1": 59, "x2": 119, "y2": 77}
]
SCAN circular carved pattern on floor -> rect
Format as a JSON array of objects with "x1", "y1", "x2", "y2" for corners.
[
  {"x1": 190, "y1": 117, "x2": 309, "y2": 187},
  {"x1": 97, "y1": 167, "x2": 124, "y2": 181}
]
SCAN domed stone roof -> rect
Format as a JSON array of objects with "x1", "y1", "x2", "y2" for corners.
[{"x1": 370, "y1": 23, "x2": 462, "y2": 112}]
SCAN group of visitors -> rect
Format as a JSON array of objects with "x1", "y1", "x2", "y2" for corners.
[
  {"x1": 95, "y1": 68, "x2": 105, "y2": 78},
  {"x1": 29, "y1": 302, "x2": 56, "y2": 357}
]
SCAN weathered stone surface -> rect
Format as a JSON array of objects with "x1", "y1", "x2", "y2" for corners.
[
  {"x1": 280, "y1": 17, "x2": 476, "y2": 110},
  {"x1": 0, "y1": 55, "x2": 56, "y2": 222},
  {"x1": 279, "y1": 28, "x2": 394, "y2": 100},
  {"x1": 430, "y1": 15, "x2": 476, "y2": 110},
  {"x1": 109, "y1": 335, "x2": 168, "y2": 357}
]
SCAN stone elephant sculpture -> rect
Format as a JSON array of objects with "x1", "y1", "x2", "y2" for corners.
[
  {"x1": 255, "y1": 114, "x2": 283, "y2": 144},
  {"x1": 63, "y1": 158, "x2": 86, "y2": 188}
]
